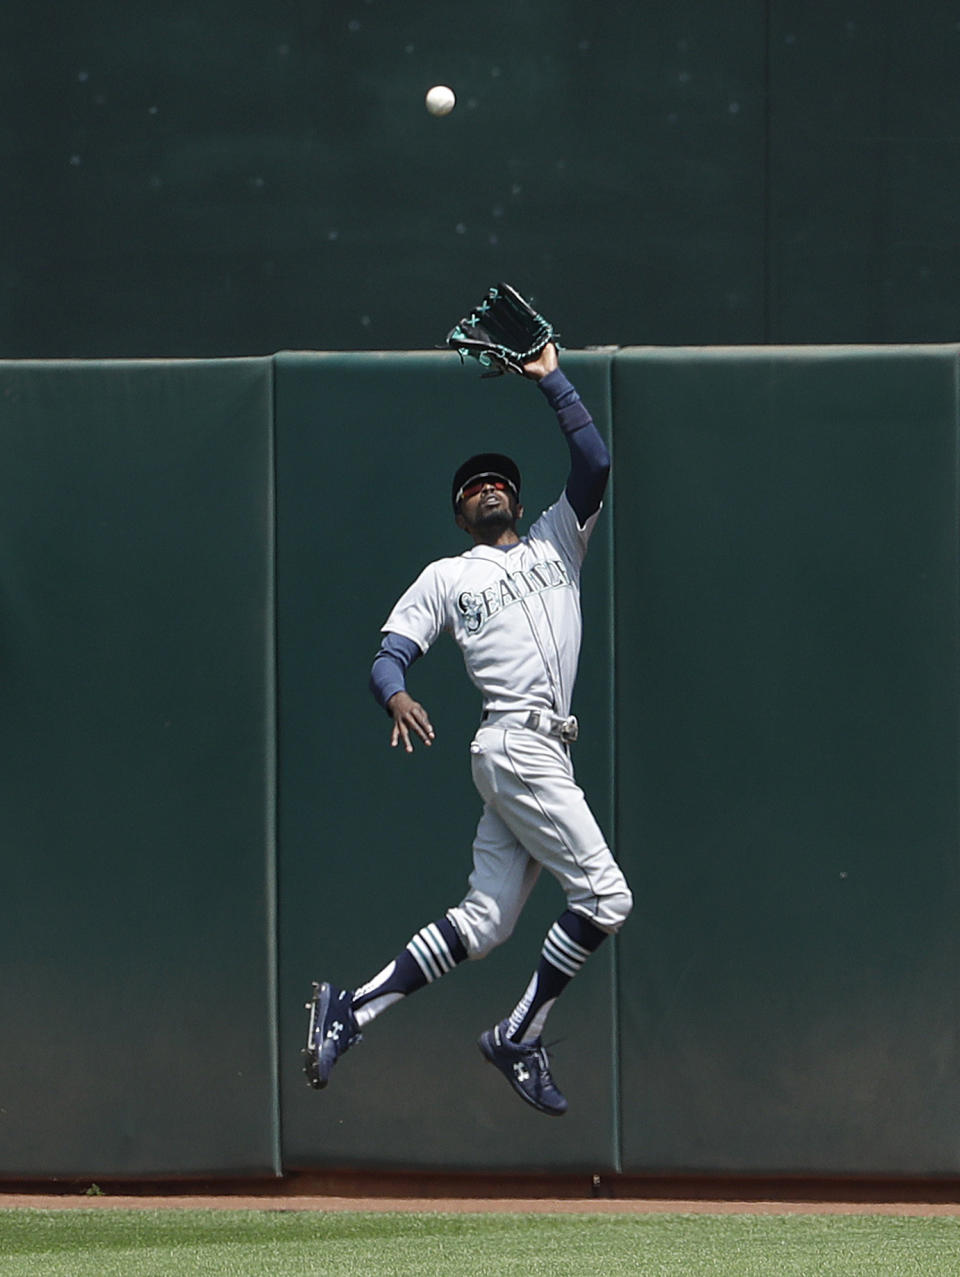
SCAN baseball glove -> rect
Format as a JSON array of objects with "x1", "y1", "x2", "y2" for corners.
[{"x1": 446, "y1": 282, "x2": 557, "y2": 376}]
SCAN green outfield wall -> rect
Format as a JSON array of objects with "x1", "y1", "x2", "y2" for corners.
[
  {"x1": 1, "y1": 346, "x2": 957, "y2": 1179},
  {"x1": 5, "y1": 2, "x2": 960, "y2": 359},
  {"x1": 0, "y1": 358, "x2": 280, "y2": 1177},
  {"x1": 612, "y1": 347, "x2": 960, "y2": 1175}
]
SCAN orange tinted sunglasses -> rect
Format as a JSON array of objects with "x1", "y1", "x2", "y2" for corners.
[{"x1": 458, "y1": 477, "x2": 510, "y2": 503}]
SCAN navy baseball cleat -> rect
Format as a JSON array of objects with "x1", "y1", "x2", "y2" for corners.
[
  {"x1": 478, "y1": 1020, "x2": 567, "y2": 1116},
  {"x1": 303, "y1": 981, "x2": 362, "y2": 1090}
]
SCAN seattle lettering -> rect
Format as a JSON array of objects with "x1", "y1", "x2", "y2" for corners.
[{"x1": 457, "y1": 559, "x2": 571, "y2": 634}]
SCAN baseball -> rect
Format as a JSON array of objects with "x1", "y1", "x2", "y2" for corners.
[{"x1": 425, "y1": 85, "x2": 456, "y2": 117}]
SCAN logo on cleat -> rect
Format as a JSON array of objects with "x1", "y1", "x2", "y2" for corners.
[
  {"x1": 326, "y1": 1020, "x2": 344, "y2": 1042},
  {"x1": 514, "y1": 1062, "x2": 530, "y2": 1083}
]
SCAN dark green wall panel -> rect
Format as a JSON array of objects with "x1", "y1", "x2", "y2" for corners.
[
  {"x1": 0, "y1": 359, "x2": 279, "y2": 1177},
  {"x1": 8, "y1": 4, "x2": 960, "y2": 357},
  {"x1": 613, "y1": 346, "x2": 960, "y2": 1174},
  {"x1": 3, "y1": 1, "x2": 766, "y2": 357},
  {"x1": 768, "y1": 3, "x2": 960, "y2": 342},
  {"x1": 275, "y1": 351, "x2": 619, "y2": 1170}
]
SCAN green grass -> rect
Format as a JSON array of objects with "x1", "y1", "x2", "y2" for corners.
[{"x1": 0, "y1": 1208, "x2": 959, "y2": 1275}]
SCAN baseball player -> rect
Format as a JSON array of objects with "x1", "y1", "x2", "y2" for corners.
[{"x1": 304, "y1": 342, "x2": 632, "y2": 1115}]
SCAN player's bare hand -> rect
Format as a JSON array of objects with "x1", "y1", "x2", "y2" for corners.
[
  {"x1": 387, "y1": 691, "x2": 436, "y2": 753},
  {"x1": 523, "y1": 342, "x2": 559, "y2": 381}
]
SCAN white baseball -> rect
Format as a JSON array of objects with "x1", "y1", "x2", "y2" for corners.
[{"x1": 425, "y1": 85, "x2": 456, "y2": 117}]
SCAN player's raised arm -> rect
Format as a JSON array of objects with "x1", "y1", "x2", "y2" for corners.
[
  {"x1": 445, "y1": 287, "x2": 609, "y2": 524},
  {"x1": 524, "y1": 344, "x2": 610, "y2": 526}
]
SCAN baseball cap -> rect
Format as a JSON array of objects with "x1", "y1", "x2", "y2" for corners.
[{"x1": 451, "y1": 453, "x2": 522, "y2": 510}]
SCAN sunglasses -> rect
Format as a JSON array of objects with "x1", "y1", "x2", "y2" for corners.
[{"x1": 457, "y1": 476, "x2": 515, "y2": 504}]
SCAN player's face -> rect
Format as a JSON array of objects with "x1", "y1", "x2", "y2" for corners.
[{"x1": 456, "y1": 479, "x2": 522, "y2": 540}]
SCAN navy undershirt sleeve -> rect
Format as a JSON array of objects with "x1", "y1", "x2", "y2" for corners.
[
  {"x1": 369, "y1": 631, "x2": 422, "y2": 711},
  {"x1": 537, "y1": 368, "x2": 610, "y2": 525}
]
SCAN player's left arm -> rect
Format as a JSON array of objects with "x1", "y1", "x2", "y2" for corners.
[{"x1": 524, "y1": 344, "x2": 610, "y2": 525}]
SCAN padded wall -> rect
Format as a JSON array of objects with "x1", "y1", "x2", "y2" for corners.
[
  {"x1": 612, "y1": 346, "x2": 960, "y2": 1174},
  {"x1": 275, "y1": 351, "x2": 619, "y2": 1171},
  {"x1": 0, "y1": 358, "x2": 279, "y2": 1177},
  {"x1": 4, "y1": 345, "x2": 960, "y2": 1180}
]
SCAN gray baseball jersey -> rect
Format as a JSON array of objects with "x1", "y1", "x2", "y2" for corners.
[{"x1": 381, "y1": 492, "x2": 600, "y2": 717}]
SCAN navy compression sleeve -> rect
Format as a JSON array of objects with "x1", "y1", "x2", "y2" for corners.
[
  {"x1": 537, "y1": 368, "x2": 610, "y2": 525},
  {"x1": 369, "y1": 632, "x2": 422, "y2": 711}
]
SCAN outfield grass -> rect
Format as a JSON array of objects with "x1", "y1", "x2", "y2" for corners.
[{"x1": 0, "y1": 1208, "x2": 959, "y2": 1275}]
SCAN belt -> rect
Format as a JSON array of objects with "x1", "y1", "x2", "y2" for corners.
[{"x1": 481, "y1": 708, "x2": 579, "y2": 743}]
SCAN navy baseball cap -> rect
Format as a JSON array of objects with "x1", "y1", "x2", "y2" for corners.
[{"x1": 452, "y1": 453, "x2": 522, "y2": 510}]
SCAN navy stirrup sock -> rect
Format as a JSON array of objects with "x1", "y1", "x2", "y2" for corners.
[
  {"x1": 351, "y1": 916, "x2": 467, "y2": 1026},
  {"x1": 506, "y1": 909, "x2": 608, "y2": 1043}
]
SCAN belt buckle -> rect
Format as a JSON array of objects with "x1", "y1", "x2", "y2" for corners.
[{"x1": 559, "y1": 715, "x2": 579, "y2": 743}]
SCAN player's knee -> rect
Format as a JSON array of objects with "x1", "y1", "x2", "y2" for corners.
[
  {"x1": 468, "y1": 931, "x2": 506, "y2": 960},
  {"x1": 603, "y1": 884, "x2": 633, "y2": 932},
  {"x1": 466, "y1": 911, "x2": 518, "y2": 959},
  {"x1": 462, "y1": 923, "x2": 516, "y2": 960},
  {"x1": 575, "y1": 876, "x2": 633, "y2": 935},
  {"x1": 447, "y1": 900, "x2": 516, "y2": 960}
]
